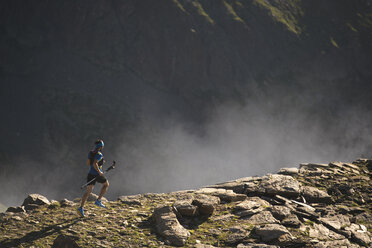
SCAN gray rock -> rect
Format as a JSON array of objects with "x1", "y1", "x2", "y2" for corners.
[
  {"x1": 24, "y1": 204, "x2": 41, "y2": 211},
  {"x1": 22, "y1": 194, "x2": 50, "y2": 207},
  {"x1": 6, "y1": 206, "x2": 26, "y2": 213},
  {"x1": 118, "y1": 195, "x2": 142, "y2": 206},
  {"x1": 281, "y1": 214, "x2": 301, "y2": 227},
  {"x1": 237, "y1": 244, "x2": 279, "y2": 248},
  {"x1": 345, "y1": 224, "x2": 372, "y2": 246},
  {"x1": 257, "y1": 174, "x2": 301, "y2": 197},
  {"x1": 253, "y1": 224, "x2": 290, "y2": 242},
  {"x1": 306, "y1": 223, "x2": 344, "y2": 240},
  {"x1": 225, "y1": 226, "x2": 250, "y2": 245},
  {"x1": 312, "y1": 239, "x2": 360, "y2": 248},
  {"x1": 51, "y1": 234, "x2": 80, "y2": 248},
  {"x1": 268, "y1": 205, "x2": 291, "y2": 221},
  {"x1": 173, "y1": 199, "x2": 198, "y2": 217},
  {"x1": 235, "y1": 200, "x2": 263, "y2": 217},
  {"x1": 196, "y1": 188, "x2": 247, "y2": 202},
  {"x1": 153, "y1": 205, "x2": 190, "y2": 246},
  {"x1": 245, "y1": 211, "x2": 279, "y2": 224},
  {"x1": 194, "y1": 244, "x2": 217, "y2": 248},
  {"x1": 277, "y1": 167, "x2": 299, "y2": 176},
  {"x1": 301, "y1": 186, "x2": 332, "y2": 203},
  {"x1": 87, "y1": 193, "x2": 107, "y2": 202},
  {"x1": 60, "y1": 199, "x2": 75, "y2": 207},
  {"x1": 192, "y1": 194, "x2": 220, "y2": 215},
  {"x1": 319, "y1": 215, "x2": 350, "y2": 230}
]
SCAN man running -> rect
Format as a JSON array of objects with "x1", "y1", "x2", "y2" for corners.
[{"x1": 77, "y1": 139, "x2": 109, "y2": 217}]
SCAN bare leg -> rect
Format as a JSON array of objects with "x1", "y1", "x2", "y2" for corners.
[
  {"x1": 98, "y1": 181, "x2": 109, "y2": 200},
  {"x1": 81, "y1": 185, "x2": 94, "y2": 208}
]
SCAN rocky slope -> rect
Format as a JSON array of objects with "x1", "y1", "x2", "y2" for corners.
[{"x1": 1, "y1": 158, "x2": 371, "y2": 247}]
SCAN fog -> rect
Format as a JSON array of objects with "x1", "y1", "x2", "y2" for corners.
[{"x1": 107, "y1": 97, "x2": 372, "y2": 198}]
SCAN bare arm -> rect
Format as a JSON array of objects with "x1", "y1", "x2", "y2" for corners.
[{"x1": 92, "y1": 159, "x2": 103, "y2": 176}]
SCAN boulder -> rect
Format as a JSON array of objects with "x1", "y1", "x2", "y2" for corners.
[
  {"x1": 268, "y1": 205, "x2": 291, "y2": 221},
  {"x1": 234, "y1": 200, "x2": 265, "y2": 217},
  {"x1": 173, "y1": 199, "x2": 198, "y2": 217},
  {"x1": 196, "y1": 188, "x2": 247, "y2": 202},
  {"x1": 245, "y1": 211, "x2": 279, "y2": 225},
  {"x1": 312, "y1": 239, "x2": 359, "y2": 248},
  {"x1": 87, "y1": 193, "x2": 107, "y2": 202},
  {"x1": 118, "y1": 195, "x2": 142, "y2": 206},
  {"x1": 253, "y1": 224, "x2": 290, "y2": 242},
  {"x1": 153, "y1": 205, "x2": 190, "y2": 246},
  {"x1": 6, "y1": 206, "x2": 26, "y2": 213},
  {"x1": 22, "y1": 194, "x2": 50, "y2": 207},
  {"x1": 281, "y1": 214, "x2": 301, "y2": 227},
  {"x1": 277, "y1": 167, "x2": 299, "y2": 176},
  {"x1": 345, "y1": 223, "x2": 372, "y2": 246},
  {"x1": 301, "y1": 186, "x2": 332, "y2": 203},
  {"x1": 306, "y1": 223, "x2": 344, "y2": 240},
  {"x1": 225, "y1": 226, "x2": 250, "y2": 245},
  {"x1": 319, "y1": 215, "x2": 350, "y2": 231},
  {"x1": 257, "y1": 175, "x2": 301, "y2": 198},
  {"x1": 60, "y1": 199, "x2": 75, "y2": 207},
  {"x1": 192, "y1": 194, "x2": 220, "y2": 215},
  {"x1": 237, "y1": 244, "x2": 279, "y2": 248},
  {"x1": 51, "y1": 234, "x2": 80, "y2": 248},
  {"x1": 24, "y1": 204, "x2": 42, "y2": 211}
]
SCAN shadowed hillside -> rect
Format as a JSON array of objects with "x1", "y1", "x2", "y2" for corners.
[{"x1": 1, "y1": 0, "x2": 372, "y2": 206}]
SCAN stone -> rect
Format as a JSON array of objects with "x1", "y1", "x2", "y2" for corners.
[
  {"x1": 118, "y1": 195, "x2": 142, "y2": 206},
  {"x1": 234, "y1": 200, "x2": 263, "y2": 217},
  {"x1": 237, "y1": 244, "x2": 279, "y2": 248},
  {"x1": 24, "y1": 204, "x2": 41, "y2": 211},
  {"x1": 195, "y1": 244, "x2": 217, "y2": 248},
  {"x1": 6, "y1": 206, "x2": 26, "y2": 213},
  {"x1": 51, "y1": 234, "x2": 80, "y2": 248},
  {"x1": 196, "y1": 188, "x2": 247, "y2": 202},
  {"x1": 281, "y1": 214, "x2": 301, "y2": 227},
  {"x1": 153, "y1": 205, "x2": 190, "y2": 246},
  {"x1": 319, "y1": 215, "x2": 350, "y2": 230},
  {"x1": 225, "y1": 226, "x2": 250, "y2": 245},
  {"x1": 345, "y1": 224, "x2": 372, "y2": 246},
  {"x1": 253, "y1": 224, "x2": 290, "y2": 242},
  {"x1": 22, "y1": 194, "x2": 50, "y2": 207},
  {"x1": 268, "y1": 205, "x2": 291, "y2": 221},
  {"x1": 60, "y1": 199, "x2": 75, "y2": 207},
  {"x1": 277, "y1": 167, "x2": 299, "y2": 176},
  {"x1": 87, "y1": 193, "x2": 107, "y2": 202},
  {"x1": 307, "y1": 223, "x2": 344, "y2": 240},
  {"x1": 245, "y1": 211, "x2": 279, "y2": 224},
  {"x1": 257, "y1": 174, "x2": 301, "y2": 197},
  {"x1": 192, "y1": 194, "x2": 220, "y2": 215},
  {"x1": 312, "y1": 239, "x2": 359, "y2": 248},
  {"x1": 173, "y1": 199, "x2": 198, "y2": 217},
  {"x1": 301, "y1": 186, "x2": 332, "y2": 203}
]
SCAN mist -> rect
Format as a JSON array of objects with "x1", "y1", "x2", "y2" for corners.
[{"x1": 107, "y1": 95, "x2": 372, "y2": 198}]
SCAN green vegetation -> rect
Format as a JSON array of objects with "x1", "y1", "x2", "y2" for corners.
[
  {"x1": 253, "y1": 0, "x2": 303, "y2": 35},
  {"x1": 330, "y1": 37, "x2": 339, "y2": 48},
  {"x1": 172, "y1": 0, "x2": 187, "y2": 13},
  {"x1": 192, "y1": 1, "x2": 215, "y2": 24},
  {"x1": 223, "y1": 0, "x2": 246, "y2": 24}
]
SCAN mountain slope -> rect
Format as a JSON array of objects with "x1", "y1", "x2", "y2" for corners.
[{"x1": 1, "y1": 159, "x2": 371, "y2": 247}]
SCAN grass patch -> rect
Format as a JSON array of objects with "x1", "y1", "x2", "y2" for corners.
[
  {"x1": 253, "y1": 0, "x2": 303, "y2": 35},
  {"x1": 192, "y1": 1, "x2": 215, "y2": 24},
  {"x1": 223, "y1": 0, "x2": 246, "y2": 24}
]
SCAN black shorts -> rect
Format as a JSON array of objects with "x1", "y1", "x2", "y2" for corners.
[{"x1": 87, "y1": 174, "x2": 107, "y2": 186}]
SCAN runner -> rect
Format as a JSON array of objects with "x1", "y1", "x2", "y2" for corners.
[{"x1": 77, "y1": 139, "x2": 109, "y2": 217}]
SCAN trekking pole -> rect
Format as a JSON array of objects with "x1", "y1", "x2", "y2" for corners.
[{"x1": 80, "y1": 161, "x2": 116, "y2": 189}]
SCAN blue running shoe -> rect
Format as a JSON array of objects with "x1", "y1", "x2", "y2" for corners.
[
  {"x1": 95, "y1": 199, "x2": 106, "y2": 208},
  {"x1": 77, "y1": 207, "x2": 85, "y2": 217}
]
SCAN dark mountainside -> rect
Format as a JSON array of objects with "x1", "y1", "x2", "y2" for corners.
[
  {"x1": 1, "y1": 0, "x2": 372, "y2": 206},
  {"x1": 1, "y1": 159, "x2": 371, "y2": 247}
]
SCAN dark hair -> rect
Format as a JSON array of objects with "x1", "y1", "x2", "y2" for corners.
[{"x1": 95, "y1": 139, "x2": 103, "y2": 145}]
